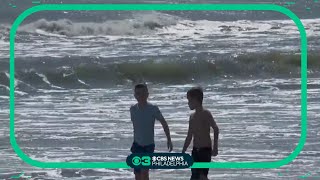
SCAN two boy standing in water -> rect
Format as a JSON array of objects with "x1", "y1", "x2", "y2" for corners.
[{"x1": 130, "y1": 84, "x2": 219, "y2": 180}]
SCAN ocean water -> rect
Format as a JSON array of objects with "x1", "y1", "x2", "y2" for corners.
[{"x1": 0, "y1": 1, "x2": 320, "y2": 180}]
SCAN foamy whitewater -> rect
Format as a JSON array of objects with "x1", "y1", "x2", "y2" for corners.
[{"x1": 0, "y1": 4, "x2": 320, "y2": 180}]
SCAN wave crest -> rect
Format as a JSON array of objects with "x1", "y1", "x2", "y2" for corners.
[
  {"x1": 1, "y1": 52, "x2": 319, "y2": 92},
  {"x1": 18, "y1": 13, "x2": 179, "y2": 36}
]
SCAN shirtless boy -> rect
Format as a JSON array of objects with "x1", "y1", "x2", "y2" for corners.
[{"x1": 182, "y1": 87, "x2": 219, "y2": 180}]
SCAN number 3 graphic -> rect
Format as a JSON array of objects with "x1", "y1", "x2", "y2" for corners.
[{"x1": 142, "y1": 156, "x2": 151, "y2": 166}]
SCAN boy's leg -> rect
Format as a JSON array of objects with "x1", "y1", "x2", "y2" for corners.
[
  {"x1": 134, "y1": 170, "x2": 142, "y2": 180},
  {"x1": 191, "y1": 148, "x2": 201, "y2": 180},
  {"x1": 131, "y1": 142, "x2": 143, "y2": 180},
  {"x1": 198, "y1": 148, "x2": 212, "y2": 179},
  {"x1": 199, "y1": 169, "x2": 209, "y2": 180},
  {"x1": 199, "y1": 174, "x2": 209, "y2": 180},
  {"x1": 142, "y1": 144, "x2": 154, "y2": 180},
  {"x1": 131, "y1": 143, "x2": 154, "y2": 180},
  {"x1": 141, "y1": 169, "x2": 149, "y2": 180},
  {"x1": 191, "y1": 170, "x2": 200, "y2": 180}
]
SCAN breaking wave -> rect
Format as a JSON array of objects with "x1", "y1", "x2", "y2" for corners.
[
  {"x1": 1, "y1": 52, "x2": 319, "y2": 93},
  {"x1": 17, "y1": 12, "x2": 179, "y2": 36}
]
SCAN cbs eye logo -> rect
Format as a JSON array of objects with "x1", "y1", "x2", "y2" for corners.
[
  {"x1": 132, "y1": 156, "x2": 141, "y2": 166},
  {"x1": 132, "y1": 156, "x2": 151, "y2": 166}
]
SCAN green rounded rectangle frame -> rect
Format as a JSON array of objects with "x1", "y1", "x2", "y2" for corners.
[{"x1": 10, "y1": 4, "x2": 308, "y2": 169}]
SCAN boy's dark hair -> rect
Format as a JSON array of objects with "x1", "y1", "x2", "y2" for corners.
[
  {"x1": 187, "y1": 87, "x2": 203, "y2": 104},
  {"x1": 135, "y1": 83, "x2": 148, "y2": 91}
]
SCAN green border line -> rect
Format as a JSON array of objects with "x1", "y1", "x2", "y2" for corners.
[{"x1": 10, "y1": 4, "x2": 308, "y2": 169}]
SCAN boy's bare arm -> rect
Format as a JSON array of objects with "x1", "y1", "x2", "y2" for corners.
[
  {"x1": 182, "y1": 116, "x2": 193, "y2": 153},
  {"x1": 158, "y1": 118, "x2": 173, "y2": 152},
  {"x1": 207, "y1": 111, "x2": 219, "y2": 155}
]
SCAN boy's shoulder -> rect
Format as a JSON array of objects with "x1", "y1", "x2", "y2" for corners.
[
  {"x1": 130, "y1": 102, "x2": 158, "y2": 110},
  {"x1": 145, "y1": 102, "x2": 159, "y2": 109},
  {"x1": 148, "y1": 102, "x2": 159, "y2": 108},
  {"x1": 191, "y1": 109, "x2": 212, "y2": 115},
  {"x1": 202, "y1": 109, "x2": 215, "y2": 120},
  {"x1": 190, "y1": 109, "x2": 212, "y2": 118},
  {"x1": 203, "y1": 109, "x2": 212, "y2": 115},
  {"x1": 130, "y1": 104, "x2": 138, "y2": 110}
]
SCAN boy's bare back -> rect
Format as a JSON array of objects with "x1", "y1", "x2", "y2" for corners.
[{"x1": 189, "y1": 109, "x2": 218, "y2": 148}]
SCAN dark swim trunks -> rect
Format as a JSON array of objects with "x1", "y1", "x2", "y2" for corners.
[
  {"x1": 191, "y1": 147, "x2": 212, "y2": 180},
  {"x1": 130, "y1": 142, "x2": 155, "y2": 174}
]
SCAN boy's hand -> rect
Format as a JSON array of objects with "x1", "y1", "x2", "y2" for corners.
[
  {"x1": 212, "y1": 148, "x2": 218, "y2": 156},
  {"x1": 167, "y1": 140, "x2": 173, "y2": 152}
]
